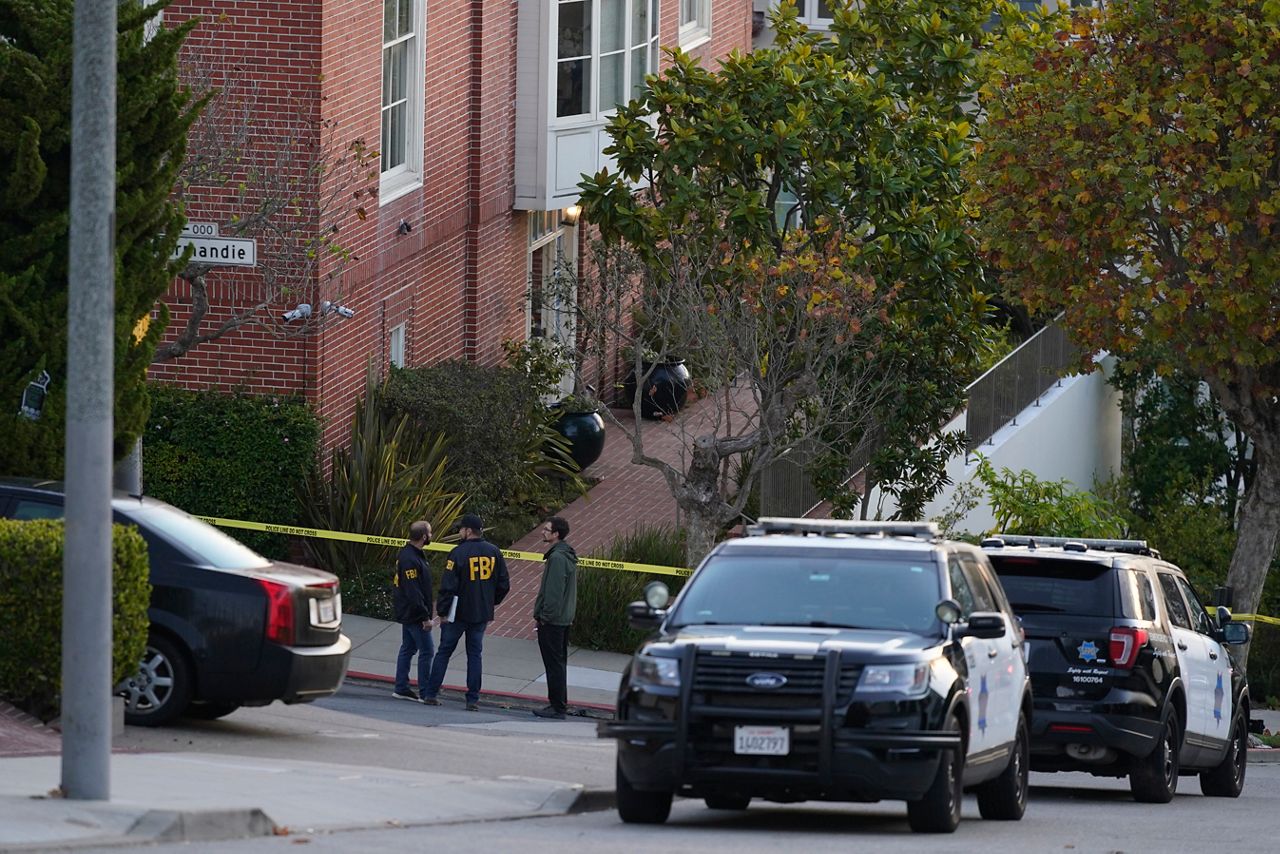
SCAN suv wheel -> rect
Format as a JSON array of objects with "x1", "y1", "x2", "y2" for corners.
[
  {"x1": 1130, "y1": 712, "x2": 1180, "y2": 803},
  {"x1": 616, "y1": 757, "x2": 673, "y2": 824},
  {"x1": 119, "y1": 633, "x2": 193, "y2": 727},
  {"x1": 977, "y1": 713, "x2": 1029, "y2": 820},
  {"x1": 1200, "y1": 707, "x2": 1248, "y2": 798},
  {"x1": 907, "y1": 714, "x2": 964, "y2": 833}
]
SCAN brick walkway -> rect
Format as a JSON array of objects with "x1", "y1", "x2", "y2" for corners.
[
  {"x1": 0, "y1": 702, "x2": 60, "y2": 758},
  {"x1": 488, "y1": 387, "x2": 748, "y2": 640}
]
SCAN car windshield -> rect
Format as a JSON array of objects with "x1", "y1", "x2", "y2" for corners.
[
  {"x1": 125, "y1": 502, "x2": 271, "y2": 569},
  {"x1": 668, "y1": 553, "x2": 942, "y2": 634}
]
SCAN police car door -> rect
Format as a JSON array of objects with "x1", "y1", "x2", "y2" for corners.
[
  {"x1": 1175, "y1": 575, "x2": 1232, "y2": 749},
  {"x1": 949, "y1": 556, "x2": 994, "y2": 757},
  {"x1": 963, "y1": 555, "x2": 1022, "y2": 749},
  {"x1": 1156, "y1": 572, "x2": 1212, "y2": 743}
]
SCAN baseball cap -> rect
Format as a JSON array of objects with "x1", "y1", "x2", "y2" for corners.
[{"x1": 456, "y1": 513, "x2": 484, "y2": 533}]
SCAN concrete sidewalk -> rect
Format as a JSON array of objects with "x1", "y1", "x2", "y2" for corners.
[{"x1": 341, "y1": 613, "x2": 631, "y2": 711}]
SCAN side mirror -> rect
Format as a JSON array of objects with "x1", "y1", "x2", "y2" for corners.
[
  {"x1": 961, "y1": 612, "x2": 1007, "y2": 640},
  {"x1": 935, "y1": 598, "x2": 962, "y2": 626},
  {"x1": 1221, "y1": 621, "x2": 1251, "y2": 646},
  {"x1": 627, "y1": 600, "x2": 665, "y2": 630}
]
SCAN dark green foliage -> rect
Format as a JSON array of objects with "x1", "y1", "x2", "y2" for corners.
[
  {"x1": 299, "y1": 370, "x2": 465, "y2": 594},
  {"x1": 142, "y1": 386, "x2": 320, "y2": 559},
  {"x1": 570, "y1": 526, "x2": 688, "y2": 654},
  {"x1": 974, "y1": 456, "x2": 1128, "y2": 538},
  {"x1": 383, "y1": 357, "x2": 585, "y2": 546},
  {"x1": 0, "y1": 519, "x2": 150, "y2": 720},
  {"x1": 0, "y1": 0, "x2": 202, "y2": 477}
]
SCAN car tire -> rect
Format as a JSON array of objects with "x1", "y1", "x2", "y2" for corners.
[
  {"x1": 1129, "y1": 712, "x2": 1180, "y2": 803},
  {"x1": 120, "y1": 634, "x2": 193, "y2": 727},
  {"x1": 616, "y1": 757, "x2": 673, "y2": 824},
  {"x1": 1200, "y1": 706, "x2": 1248, "y2": 798},
  {"x1": 183, "y1": 701, "x2": 241, "y2": 721},
  {"x1": 704, "y1": 795, "x2": 750, "y2": 810},
  {"x1": 977, "y1": 713, "x2": 1029, "y2": 820},
  {"x1": 907, "y1": 714, "x2": 964, "y2": 833}
]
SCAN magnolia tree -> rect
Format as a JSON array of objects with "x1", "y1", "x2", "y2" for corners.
[
  {"x1": 156, "y1": 22, "x2": 377, "y2": 362},
  {"x1": 574, "y1": 0, "x2": 994, "y2": 565},
  {"x1": 973, "y1": 0, "x2": 1280, "y2": 633}
]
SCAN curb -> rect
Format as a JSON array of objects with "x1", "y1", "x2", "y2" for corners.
[
  {"x1": 1248, "y1": 749, "x2": 1280, "y2": 764},
  {"x1": 0, "y1": 808, "x2": 275, "y2": 853},
  {"x1": 345, "y1": 669, "x2": 616, "y2": 716},
  {"x1": 568, "y1": 788, "x2": 617, "y2": 814}
]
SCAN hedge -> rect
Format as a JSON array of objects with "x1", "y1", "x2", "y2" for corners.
[
  {"x1": 143, "y1": 386, "x2": 320, "y2": 558},
  {"x1": 0, "y1": 519, "x2": 151, "y2": 720}
]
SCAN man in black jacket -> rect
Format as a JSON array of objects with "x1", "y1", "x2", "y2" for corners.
[
  {"x1": 392, "y1": 520, "x2": 435, "y2": 702},
  {"x1": 421, "y1": 513, "x2": 510, "y2": 710}
]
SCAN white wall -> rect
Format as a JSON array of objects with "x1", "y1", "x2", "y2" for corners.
[{"x1": 867, "y1": 358, "x2": 1123, "y2": 536}]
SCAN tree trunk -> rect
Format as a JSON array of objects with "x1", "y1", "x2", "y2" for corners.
[
  {"x1": 678, "y1": 434, "x2": 730, "y2": 567},
  {"x1": 684, "y1": 508, "x2": 722, "y2": 570},
  {"x1": 1225, "y1": 442, "x2": 1280, "y2": 663}
]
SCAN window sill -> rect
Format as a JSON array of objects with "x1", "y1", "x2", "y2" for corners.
[
  {"x1": 379, "y1": 172, "x2": 423, "y2": 207},
  {"x1": 679, "y1": 28, "x2": 711, "y2": 52}
]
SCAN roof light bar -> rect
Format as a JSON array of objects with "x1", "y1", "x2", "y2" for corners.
[
  {"x1": 748, "y1": 518, "x2": 940, "y2": 539},
  {"x1": 985, "y1": 534, "x2": 1157, "y2": 557}
]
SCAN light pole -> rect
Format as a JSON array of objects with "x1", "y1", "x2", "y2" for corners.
[{"x1": 63, "y1": 0, "x2": 118, "y2": 800}]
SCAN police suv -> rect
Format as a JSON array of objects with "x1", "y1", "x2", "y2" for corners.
[
  {"x1": 598, "y1": 519, "x2": 1032, "y2": 833},
  {"x1": 982, "y1": 535, "x2": 1251, "y2": 802}
]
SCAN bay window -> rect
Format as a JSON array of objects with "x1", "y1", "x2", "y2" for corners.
[{"x1": 556, "y1": 0, "x2": 658, "y2": 122}]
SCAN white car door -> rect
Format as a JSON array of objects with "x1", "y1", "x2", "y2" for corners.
[
  {"x1": 963, "y1": 556, "x2": 1022, "y2": 748},
  {"x1": 1176, "y1": 576, "x2": 1233, "y2": 739},
  {"x1": 1157, "y1": 573, "x2": 1211, "y2": 741},
  {"x1": 949, "y1": 557, "x2": 995, "y2": 757}
]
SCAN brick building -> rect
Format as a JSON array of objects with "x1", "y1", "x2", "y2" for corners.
[{"x1": 153, "y1": 0, "x2": 753, "y2": 450}]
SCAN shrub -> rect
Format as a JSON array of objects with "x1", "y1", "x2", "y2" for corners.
[
  {"x1": 299, "y1": 369, "x2": 465, "y2": 596},
  {"x1": 571, "y1": 525, "x2": 689, "y2": 654},
  {"x1": 974, "y1": 456, "x2": 1128, "y2": 538},
  {"x1": 144, "y1": 385, "x2": 320, "y2": 558},
  {"x1": 0, "y1": 519, "x2": 150, "y2": 720}
]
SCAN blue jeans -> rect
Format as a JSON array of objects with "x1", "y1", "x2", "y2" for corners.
[
  {"x1": 394, "y1": 622, "x2": 435, "y2": 696},
  {"x1": 423, "y1": 620, "x2": 486, "y2": 704}
]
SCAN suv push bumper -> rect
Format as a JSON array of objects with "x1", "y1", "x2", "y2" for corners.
[
  {"x1": 600, "y1": 720, "x2": 959, "y2": 801},
  {"x1": 1030, "y1": 708, "x2": 1163, "y2": 758}
]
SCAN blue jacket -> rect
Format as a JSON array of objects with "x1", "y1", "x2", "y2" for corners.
[{"x1": 437, "y1": 537, "x2": 510, "y2": 623}]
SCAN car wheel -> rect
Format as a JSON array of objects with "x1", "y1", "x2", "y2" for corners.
[
  {"x1": 1200, "y1": 707, "x2": 1248, "y2": 798},
  {"x1": 907, "y1": 714, "x2": 964, "y2": 833},
  {"x1": 183, "y1": 701, "x2": 240, "y2": 721},
  {"x1": 1129, "y1": 712, "x2": 1180, "y2": 803},
  {"x1": 704, "y1": 794, "x2": 750, "y2": 810},
  {"x1": 616, "y1": 756, "x2": 673, "y2": 824},
  {"x1": 119, "y1": 634, "x2": 192, "y2": 727},
  {"x1": 976, "y1": 713, "x2": 1029, "y2": 820}
]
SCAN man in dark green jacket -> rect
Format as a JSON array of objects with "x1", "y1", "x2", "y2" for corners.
[{"x1": 533, "y1": 516, "x2": 577, "y2": 719}]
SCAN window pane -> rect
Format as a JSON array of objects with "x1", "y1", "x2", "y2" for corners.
[
  {"x1": 601, "y1": 0, "x2": 625, "y2": 52},
  {"x1": 630, "y1": 45, "x2": 648, "y2": 100},
  {"x1": 816, "y1": 0, "x2": 833, "y2": 18},
  {"x1": 557, "y1": 58, "x2": 591, "y2": 117},
  {"x1": 559, "y1": 1, "x2": 591, "y2": 59},
  {"x1": 1158, "y1": 574, "x2": 1191, "y2": 629},
  {"x1": 599, "y1": 52, "x2": 624, "y2": 112},
  {"x1": 384, "y1": 0, "x2": 396, "y2": 42},
  {"x1": 681, "y1": 0, "x2": 696, "y2": 26},
  {"x1": 383, "y1": 103, "x2": 406, "y2": 170},
  {"x1": 387, "y1": 43, "x2": 407, "y2": 103},
  {"x1": 632, "y1": 0, "x2": 649, "y2": 48},
  {"x1": 398, "y1": 0, "x2": 412, "y2": 36}
]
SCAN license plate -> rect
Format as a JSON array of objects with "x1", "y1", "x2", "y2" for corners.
[
  {"x1": 311, "y1": 597, "x2": 337, "y2": 625},
  {"x1": 734, "y1": 725, "x2": 789, "y2": 756}
]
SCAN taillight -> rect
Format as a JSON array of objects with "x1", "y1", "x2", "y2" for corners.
[
  {"x1": 1109, "y1": 626, "x2": 1148, "y2": 669},
  {"x1": 259, "y1": 578, "x2": 295, "y2": 646}
]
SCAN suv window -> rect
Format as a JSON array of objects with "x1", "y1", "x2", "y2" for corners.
[
  {"x1": 959, "y1": 556, "x2": 998, "y2": 612},
  {"x1": 1175, "y1": 575, "x2": 1214, "y2": 635},
  {"x1": 669, "y1": 552, "x2": 942, "y2": 633},
  {"x1": 948, "y1": 557, "x2": 977, "y2": 617},
  {"x1": 989, "y1": 557, "x2": 1116, "y2": 616},
  {"x1": 11, "y1": 499, "x2": 62, "y2": 520},
  {"x1": 1157, "y1": 573, "x2": 1191, "y2": 629},
  {"x1": 1120, "y1": 568, "x2": 1160, "y2": 621}
]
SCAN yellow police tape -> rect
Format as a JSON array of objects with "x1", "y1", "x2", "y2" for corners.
[
  {"x1": 194, "y1": 515, "x2": 692, "y2": 577},
  {"x1": 1232, "y1": 613, "x2": 1280, "y2": 627}
]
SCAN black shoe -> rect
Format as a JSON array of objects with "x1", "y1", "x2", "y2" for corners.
[
  {"x1": 392, "y1": 689, "x2": 420, "y2": 703},
  {"x1": 533, "y1": 705, "x2": 566, "y2": 719},
  {"x1": 420, "y1": 696, "x2": 442, "y2": 706},
  {"x1": 465, "y1": 702, "x2": 480, "y2": 712}
]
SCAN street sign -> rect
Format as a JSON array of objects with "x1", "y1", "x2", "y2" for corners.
[
  {"x1": 180, "y1": 221, "x2": 219, "y2": 237},
  {"x1": 173, "y1": 236, "x2": 257, "y2": 267}
]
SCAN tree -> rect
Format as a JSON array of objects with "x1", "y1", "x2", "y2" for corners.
[
  {"x1": 0, "y1": 0, "x2": 200, "y2": 476},
  {"x1": 576, "y1": 0, "x2": 994, "y2": 565},
  {"x1": 972, "y1": 0, "x2": 1280, "y2": 629},
  {"x1": 155, "y1": 17, "x2": 377, "y2": 362}
]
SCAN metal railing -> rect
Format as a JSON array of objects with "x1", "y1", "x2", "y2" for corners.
[{"x1": 963, "y1": 321, "x2": 1079, "y2": 453}]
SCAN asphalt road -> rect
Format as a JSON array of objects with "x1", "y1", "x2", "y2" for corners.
[{"x1": 103, "y1": 678, "x2": 1280, "y2": 853}]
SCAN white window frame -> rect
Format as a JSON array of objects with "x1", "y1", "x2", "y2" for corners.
[
  {"x1": 796, "y1": 0, "x2": 834, "y2": 30},
  {"x1": 380, "y1": 0, "x2": 425, "y2": 204},
  {"x1": 389, "y1": 322, "x2": 407, "y2": 368},
  {"x1": 679, "y1": 0, "x2": 711, "y2": 49},
  {"x1": 552, "y1": 0, "x2": 660, "y2": 127}
]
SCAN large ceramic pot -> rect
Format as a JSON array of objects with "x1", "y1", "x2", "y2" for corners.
[
  {"x1": 624, "y1": 359, "x2": 692, "y2": 420},
  {"x1": 553, "y1": 409, "x2": 606, "y2": 470}
]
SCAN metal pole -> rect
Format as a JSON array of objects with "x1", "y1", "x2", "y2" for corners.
[{"x1": 63, "y1": 0, "x2": 118, "y2": 800}]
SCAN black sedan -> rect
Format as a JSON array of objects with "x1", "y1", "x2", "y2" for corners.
[{"x1": 0, "y1": 478, "x2": 351, "y2": 726}]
